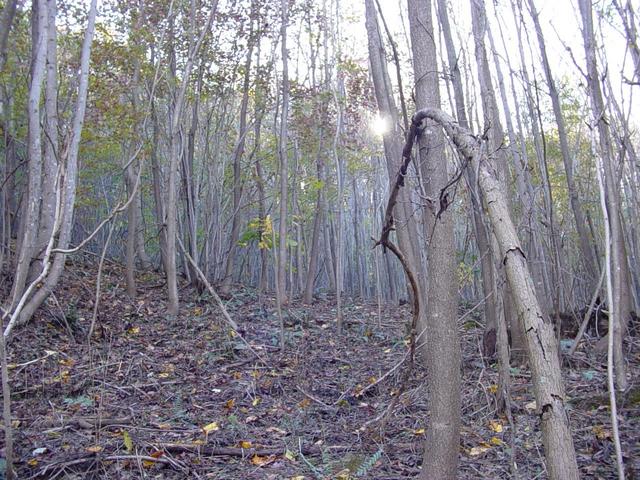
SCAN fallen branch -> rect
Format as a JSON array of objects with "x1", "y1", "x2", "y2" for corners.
[
  {"x1": 157, "y1": 443, "x2": 347, "y2": 457},
  {"x1": 177, "y1": 236, "x2": 267, "y2": 365}
]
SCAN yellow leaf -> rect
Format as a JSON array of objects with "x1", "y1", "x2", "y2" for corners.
[
  {"x1": 252, "y1": 397, "x2": 261, "y2": 406},
  {"x1": 284, "y1": 449, "x2": 296, "y2": 461},
  {"x1": 239, "y1": 441, "x2": 252, "y2": 449},
  {"x1": 469, "y1": 445, "x2": 490, "y2": 456},
  {"x1": 202, "y1": 422, "x2": 219, "y2": 434},
  {"x1": 489, "y1": 420, "x2": 503, "y2": 433},
  {"x1": 123, "y1": 430, "x2": 133, "y2": 452},
  {"x1": 290, "y1": 476, "x2": 305, "y2": 480},
  {"x1": 193, "y1": 307, "x2": 203, "y2": 315},
  {"x1": 86, "y1": 445, "x2": 103, "y2": 453},
  {"x1": 488, "y1": 384, "x2": 498, "y2": 394},
  {"x1": 298, "y1": 398, "x2": 311, "y2": 409},
  {"x1": 593, "y1": 425, "x2": 611, "y2": 440},
  {"x1": 127, "y1": 326, "x2": 140, "y2": 335},
  {"x1": 28, "y1": 458, "x2": 38, "y2": 467},
  {"x1": 225, "y1": 399, "x2": 235, "y2": 409},
  {"x1": 368, "y1": 376, "x2": 377, "y2": 384},
  {"x1": 383, "y1": 348, "x2": 391, "y2": 353},
  {"x1": 490, "y1": 436, "x2": 503, "y2": 446},
  {"x1": 251, "y1": 454, "x2": 275, "y2": 466},
  {"x1": 158, "y1": 372, "x2": 171, "y2": 378},
  {"x1": 414, "y1": 428, "x2": 425, "y2": 435},
  {"x1": 59, "y1": 358, "x2": 75, "y2": 367},
  {"x1": 143, "y1": 449, "x2": 164, "y2": 467},
  {"x1": 335, "y1": 468, "x2": 351, "y2": 479},
  {"x1": 233, "y1": 371, "x2": 242, "y2": 379}
]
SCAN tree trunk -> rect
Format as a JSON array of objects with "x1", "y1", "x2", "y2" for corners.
[
  {"x1": 9, "y1": 0, "x2": 47, "y2": 308},
  {"x1": 414, "y1": 108, "x2": 579, "y2": 480},
  {"x1": 436, "y1": 0, "x2": 498, "y2": 358},
  {"x1": 221, "y1": 19, "x2": 255, "y2": 294},
  {"x1": 408, "y1": 1, "x2": 461, "y2": 477},
  {"x1": 527, "y1": 0, "x2": 599, "y2": 288},
  {"x1": 579, "y1": 0, "x2": 632, "y2": 392},
  {"x1": 276, "y1": 0, "x2": 290, "y2": 305},
  {"x1": 10, "y1": 0, "x2": 98, "y2": 332}
]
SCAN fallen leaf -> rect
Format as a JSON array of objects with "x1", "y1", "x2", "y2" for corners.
[
  {"x1": 202, "y1": 422, "x2": 220, "y2": 434},
  {"x1": 524, "y1": 401, "x2": 537, "y2": 411},
  {"x1": 251, "y1": 454, "x2": 275, "y2": 466},
  {"x1": 86, "y1": 445, "x2": 103, "y2": 453},
  {"x1": 127, "y1": 326, "x2": 140, "y2": 335},
  {"x1": 490, "y1": 436, "x2": 503, "y2": 446},
  {"x1": 252, "y1": 397, "x2": 261, "y2": 406},
  {"x1": 489, "y1": 420, "x2": 503, "y2": 433},
  {"x1": 284, "y1": 450, "x2": 296, "y2": 461},
  {"x1": 488, "y1": 384, "x2": 498, "y2": 394},
  {"x1": 469, "y1": 445, "x2": 490, "y2": 456},
  {"x1": 239, "y1": 441, "x2": 252, "y2": 449},
  {"x1": 225, "y1": 399, "x2": 235, "y2": 409},
  {"x1": 593, "y1": 425, "x2": 611, "y2": 440},
  {"x1": 266, "y1": 426, "x2": 287, "y2": 435},
  {"x1": 335, "y1": 468, "x2": 351, "y2": 479},
  {"x1": 123, "y1": 430, "x2": 133, "y2": 453},
  {"x1": 27, "y1": 458, "x2": 38, "y2": 467},
  {"x1": 414, "y1": 428, "x2": 425, "y2": 435},
  {"x1": 298, "y1": 398, "x2": 311, "y2": 409}
]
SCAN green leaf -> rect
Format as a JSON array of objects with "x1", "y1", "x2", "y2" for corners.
[{"x1": 123, "y1": 430, "x2": 133, "y2": 453}]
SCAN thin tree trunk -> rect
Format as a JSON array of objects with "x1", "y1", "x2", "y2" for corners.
[
  {"x1": 527, "y1": 0, "x2": 599, "y2": 288},
  {"x1": 221, "y1": 17, "x2": 255, "y2": 294},
  {"x1": 11, "y1": 0, "x2": 98, "y2": 331},
  {"x1": 165, "y1": 2, "x2": 216, "y2": 314},
  {"x1": 436, "y1": 0, "x2": 498, "y2": 358},
  {"x1": 277, "y1": 0, "x2": 290, "y2": 305},
  {"x1": 579, "y1": 0, "x2": 632, "y2": 392},
  {"x1": 10, "y1": 0, "x2": 47, "y2": 308},
  {"x1": 408, "y1": 1, "x2": 461, "y2": 477}
]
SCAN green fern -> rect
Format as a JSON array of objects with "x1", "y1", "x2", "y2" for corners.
[{"x1": 355, "y1": 448, "x2": 383, "y2": 477}]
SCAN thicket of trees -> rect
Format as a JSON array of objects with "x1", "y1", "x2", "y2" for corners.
[{"x1": 1, "y1": 0, "x2": 638, "y2": 478}]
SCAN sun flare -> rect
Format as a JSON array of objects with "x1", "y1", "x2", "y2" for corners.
[{"x1": 371, "y1": 114, "x2": 389, "y2": 136}]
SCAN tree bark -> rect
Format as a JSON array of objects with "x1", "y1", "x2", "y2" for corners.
[
  {"x1": 413, "y1": 108, "x2": 579, "y2": 480},
  {"x1": 408, "y1": 1, "x2": 461, "y2": 477},
  {"x1": 10, "y1": 0, "x2": 48, "y2": 308}
]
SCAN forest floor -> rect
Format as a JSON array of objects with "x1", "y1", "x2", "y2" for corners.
[{"x1": 3, "y1": 259, "x2": 640, "y2": 479}]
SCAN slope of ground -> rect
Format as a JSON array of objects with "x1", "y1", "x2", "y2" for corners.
[{"x1": 3, "y1": 261, "x2": 639, "y2": 479}]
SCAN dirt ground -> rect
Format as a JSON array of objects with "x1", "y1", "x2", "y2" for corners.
[{"x1": 3, "y1": 260, "x2": 639, "y2": 479}]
